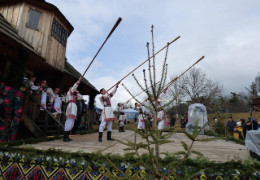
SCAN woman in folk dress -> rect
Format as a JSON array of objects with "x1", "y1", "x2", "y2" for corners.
[
  {"x1": 52, "y1": 88, "x2": 61, "y2": 120},
  {"x1": 150, "y1": 96, "x2": 165, "y2": 132},
  {"x1": 135, "y1": 103, "x2": 145, "y2": 132},
  {"x1": 117, "y1": 102, "x2": 129, "y2": 132}
]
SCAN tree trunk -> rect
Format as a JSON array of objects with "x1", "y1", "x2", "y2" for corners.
[{"x1": 87, "y1": 93, "x2": 96, "y2": 130}]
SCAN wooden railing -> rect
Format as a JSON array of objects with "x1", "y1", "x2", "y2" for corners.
[{"x1": 22, "y1": 92, "x2": 64, "y2": 138}]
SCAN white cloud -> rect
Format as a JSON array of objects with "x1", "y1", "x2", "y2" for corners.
[{"x1": 46, "y1": 0, "x2": 260, "y2": 108}]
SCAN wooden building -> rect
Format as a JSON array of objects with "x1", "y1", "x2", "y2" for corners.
[
  {"x1": 0, "y1": 0, "x2": 73, "y2": 71},
  {"x1": 252, "y1": 97, "x2": 260, "y2": 112},
  {"x1": 0, "y1": 0, "x2": 99, "y2": 138}
]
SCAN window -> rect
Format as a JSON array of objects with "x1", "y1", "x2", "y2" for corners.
[
  {"x1": 51, "y1": 18, "x2": 67, "y2": 46},
  {"x1": 27, "y1": 9, "x2": 41, "y2": 30}
]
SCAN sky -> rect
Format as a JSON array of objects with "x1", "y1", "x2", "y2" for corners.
[{"x1": 47, "y1": 0, "x2": 260, "y2": 108}]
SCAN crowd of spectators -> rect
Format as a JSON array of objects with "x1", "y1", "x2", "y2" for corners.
[
  {"x1": 226, "y1": 116, "x2": 259, "y2": 139},
  {"x1": 23, "y1": 75, "x2": 88, "y2": 133}
]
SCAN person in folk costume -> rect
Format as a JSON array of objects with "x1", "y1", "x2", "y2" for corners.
[
  {"x1": 99, "y1": 81, "x2": 120, "y2": 142},
  {"x1": 135, "y1": 102, "x2": 145, "y2": 132},
  {"x1": 52, "y1": 88, "x2": 61, "y2": 120},
  {"x1": 63, "y1": 77, "x2": 83, "y2": 142},
  {"x1": 71, "y1": 95, "x2": 84, "y2": 135},
  {"x1": 157, "y1": 98, "x2": 165, "y2": 130},
  {"x1": 27, "y1": 76, "x2": 38, "y2": 94},
  {"x1": 39, "y1": 80, "x2": 48, "y2": 111},
  {"x1": 37, "y1": 80, "x2": 48, "y2": 120},
  {"x1": 151, "y1": 94, "x2": 165, "y2": 136},
  {"x1": 117, "y1": 101, "x2": 129, "y2": 132},
  {"x1": 46, "y1": 86, "x2": 54, "y2": 109}
]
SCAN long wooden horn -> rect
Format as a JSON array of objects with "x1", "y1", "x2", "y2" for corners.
[
  {"x1": 162, "y1": 56, "x2": 205, "y2": 93},
  {"x1": 124, "y1": 81, "x2": 160, "y2": 103},
  {"x1": 107, "y1": 36, "x2": 180, "y2": 91},
  {"x1": 125, "y1": 56, "x2": 205, "y2": 103},
  {"x1": 82, "y1": 17, "x2": 122, "y2": 77}
]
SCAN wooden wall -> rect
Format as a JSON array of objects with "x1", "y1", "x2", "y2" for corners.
[{"x1": 0, "y1": 3, "x2": 69, "y2": 71}]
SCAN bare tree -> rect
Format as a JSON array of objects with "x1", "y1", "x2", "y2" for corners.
[
  {"x1": 180, "y1": 68, "x2": 222, "y2": 110},
  {"x1": 164, "y1": 77, "x2": 186, "y2": 116}
]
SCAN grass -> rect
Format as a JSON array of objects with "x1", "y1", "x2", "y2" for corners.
[{"x1": 121, "y1": 112, "x2": 260, "y2": 132}]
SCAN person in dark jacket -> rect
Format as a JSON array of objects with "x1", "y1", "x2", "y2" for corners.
[
  {"x1": 180, "y1": 114, "x2": 186, "y2": 129},
  {"x1": 240, "y1": 119, "x2": 247, "y2": 138},
  {"x1": 246, "y1": 117, "x2": 259, "y2": 131},
  {"x1": 170, "y1": 115, "x2": 176, "y2": 128},
  {"x1": 226, "y1": 117, "x2": 236, "y2": 134},
  {"x1": 71, "y1": 97, "x2": 84, "y2": 135}
]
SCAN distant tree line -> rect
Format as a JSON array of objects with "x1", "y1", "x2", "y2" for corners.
[{"x1": 165, "y1": 68, "x2": 251, "y2": 115}]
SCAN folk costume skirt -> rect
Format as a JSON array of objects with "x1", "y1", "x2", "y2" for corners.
[
  {"x1": 119, "y1": 114, "x2": 125, "y2": 127},
  {"x1": 103, "y1": 107, "x2": 116, "y2": 122},
  {"x1": 99, "y1": 106, "x2": 115, "y2": 132},
  {"x1": 137, "y1": 114, "x2": 145, "y2": 130},
  {"x1": 66, "y1": 102, "x2": 77, "y2": 119},
  {"x1": 157, "y1": 110, "x2": 165, "y2": 130}
]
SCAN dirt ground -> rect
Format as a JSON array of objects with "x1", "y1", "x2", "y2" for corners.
[{"x1": 20, "y1": 130, "x2": 249, "y2": 162}]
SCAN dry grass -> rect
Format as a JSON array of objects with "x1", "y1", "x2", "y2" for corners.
[
  {"x1": 109, "y1": 112, "x2": 260, "y2": 132},
  {"x1": 208, "y1": 112, "x2": 260, "y2": 130}
]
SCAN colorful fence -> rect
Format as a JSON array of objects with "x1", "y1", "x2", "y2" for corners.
[
  {"x1": 0, "y1": 83, "x2": 24, "y2": 143},
  {"x1": 1, "y1": 155, "x2": 147, "y2": 180},
  {"x1": 0, "y1": 153, "x2": 259, "y2": 180}
]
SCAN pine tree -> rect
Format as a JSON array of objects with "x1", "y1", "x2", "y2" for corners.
[{"x1": 114, "y1": 26, "x2": 210, "y2": 179}]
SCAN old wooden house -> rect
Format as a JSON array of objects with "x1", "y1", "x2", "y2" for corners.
[{"x1": 0, "y1": 0, "x2": 99, "y2": 138}]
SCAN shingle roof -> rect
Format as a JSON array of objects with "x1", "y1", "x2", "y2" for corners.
[{"x1": 64, "y1": 61, "x2": 99, "y2": 94}]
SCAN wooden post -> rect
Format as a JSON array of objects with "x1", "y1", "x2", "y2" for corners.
[
  {"x1": 87, "y1": 93, "x2": 96, "y2": 130},
  {"x1": 21, "y1": 94, "x2": 29, "y2": 122},
  {"x1": 44, "y1": 110, "x2": 48, "y2": 135},
  {"x1": 32, "y1": 100, "x2": 37, "y2": 122}
]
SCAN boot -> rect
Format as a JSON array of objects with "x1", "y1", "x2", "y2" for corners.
[
  {"x1": 121, "y1": 126, "x2": 125, "y2": 132},
  {"x1": 119, "y1": 127, "x2": 122, "y2": 132},
  {"x1": 68, "y1": 131, "x2": 72, "y2": 141},
  {"x1": 107, "y1": 131, "x2": 114, "y2": 141},
  {"x1": 98, "y1": 132, "x2": 103, "y2": 142},
  {"x1": 63, "y1": 131, "x2": 70, "y2": 142}
]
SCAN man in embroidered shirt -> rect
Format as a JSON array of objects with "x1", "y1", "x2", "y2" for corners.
[
  {"x1": 63, "y1": 77, "x2": 83, "y2": 142},
  {"x1": 39, "y1": 80, "x2": 48, "y2": 110},
  {"x1": 98, "y1": 82, "x2": 120, "y2": 142}
]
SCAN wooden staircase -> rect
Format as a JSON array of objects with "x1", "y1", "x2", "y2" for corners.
[{"x1": 22, "y1": 92, "x2": 64, "y2": 138}]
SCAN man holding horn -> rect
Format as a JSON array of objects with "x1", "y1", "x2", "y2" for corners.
[
  {"x1": 63, "y1": 76, "x2": 83, "y2": 142},
  {"x1": 99, "y1": 81, "x2": 120, "y2": 142}
]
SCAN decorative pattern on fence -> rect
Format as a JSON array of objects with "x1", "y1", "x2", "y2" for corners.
[{"x1": 1, "y1": 154, "x2": 258, "y2": 180}]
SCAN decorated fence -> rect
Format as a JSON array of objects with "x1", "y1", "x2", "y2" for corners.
[
  {"x1": 0, "y1": 83, "x2": 24, "y2": 143},
  {"x1": 0, "y1": 148, "x2": 259, "y2": 180}
]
